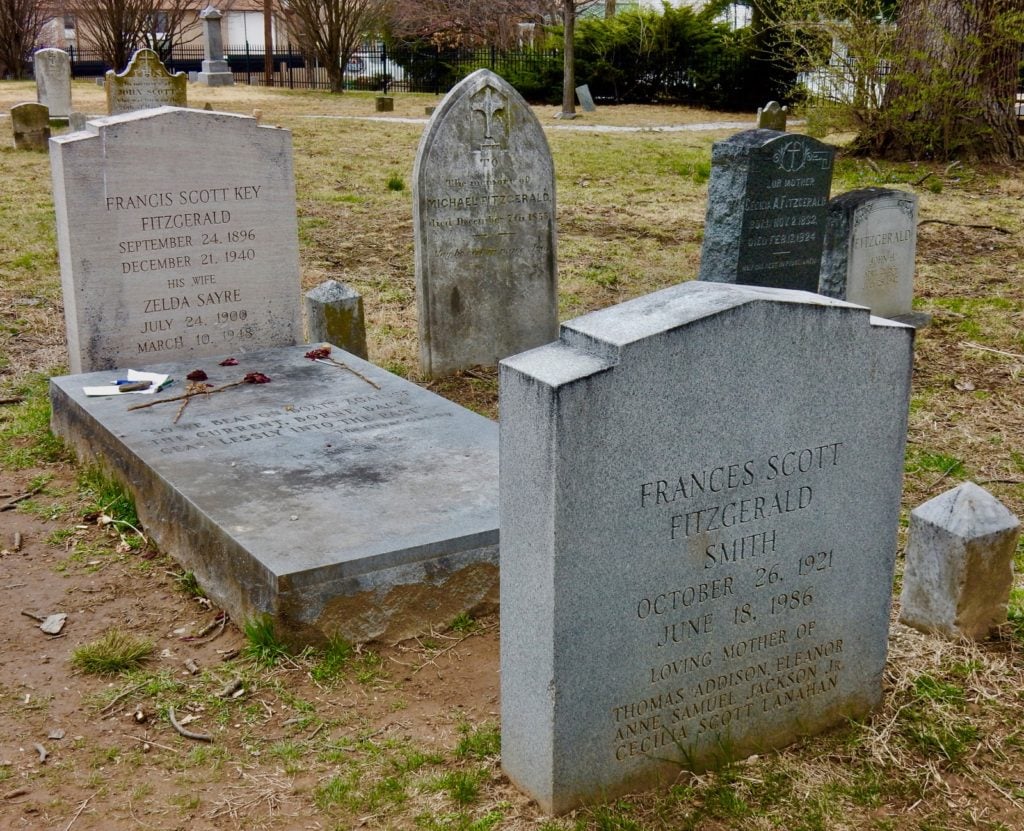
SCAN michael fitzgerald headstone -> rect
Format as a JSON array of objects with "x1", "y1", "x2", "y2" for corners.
[
  {"x1": 106, "y1": 48, "x2": 187, "y2": 114},
  {"x1": 821, "y1": 188, "x2": 926, "y2": 325},
  {"x1": 413, "y1": 68, "x2": 557, "y2": 377},
  {"x1": 11, "y1": 102, "x2": 50, "y2": 151},
  {"x1": 51, "y1": 344, "x2": 499, "y2": 645},
  {"x1": 699, "y1": 130, "x2": 834, "y2": 292},
  {"x1": 34, "y1": 48, "x2": 73, "y2": 118},
  {"x1": 50, "y1": 107, "x2": 301, "y2": 373},
  {"x1": 500, "y1": 281, "x2": 913, "y2": 814}
]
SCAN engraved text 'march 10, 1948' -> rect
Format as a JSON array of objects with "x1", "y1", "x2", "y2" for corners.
[
  {"x1": 413, "y1": 68, "x2": 558, "y2": 378},
  {"x1": 499, "y1": 281, "x2": 913, "y2": 815},
  {"x1": 698, "y1": 130, "x2": 835, "y2": 292},
  {"x1": 50, "y1": 107, "x2": 302, "y2": 373}
]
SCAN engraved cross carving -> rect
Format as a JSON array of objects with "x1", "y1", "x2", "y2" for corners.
[{"x1": 472, "y1": 86, "x2": 505, "y2": 146}]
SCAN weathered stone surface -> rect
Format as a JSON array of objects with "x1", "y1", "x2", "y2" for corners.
[
  {"x1": 50, "y1": 344, "x2": 499, "y2": 645},
  {"x1": 575, "y1": 84, "x2": 596, "y2": 112},
  {"x1": 105, "y1": 49, "x2": 187, "y2": 114},
  {"x1": 414, "y1": 68, "x2": 557, "y2": 377},
  {"x1": 50, "y1": 106, "x2": 302, "y2": 373},
  {"x1": 699, "y1": 130, "x2": 834, "y2": 292},
  {"x1": 376, "y1": 96, "x2": 394, "y2": 112},
  {"x1": 500, "y1": 281, "x2": 913, "y2": 814},
  {"x1": 68, "y1": 112, "x2": 87, "y2": 131},
  {"x1": 305, "y1": 279, "x2": 368, "y2": 359},
  {"x1": 197, "y1": 6, "x2": 234, "y2": 87},
  {"x1": 11, "y1": 102, "x2": 50, "y2": 151},
  {"x1": 34, "y1": 48, "x2": 72, "y2": 118},
  {"x1": 821, "y1": 188, "x2": 922, "y2": 323},
  {"x1": 756, "y1": 101, "x2": 786, "y2": 131},
  {"x1": 899, "y1": 482, "x2": 1020, "y2": 640}
]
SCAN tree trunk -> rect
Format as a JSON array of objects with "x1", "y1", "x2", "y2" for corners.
[
  {"x1": 560, "y1": 0, "x2": 575, "y2": 116},
  {"x1": 604, "y1": 0, "x2": 615, "y2": 18},
  {"x1": 856, "y1": 0, "x2": 1022, "y2": 162}
]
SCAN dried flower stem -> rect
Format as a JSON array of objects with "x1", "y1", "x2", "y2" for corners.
[
  {"x1": 314, "y1": 357, "x2": 381, "y2": 390},
  {"x1": 127, "y1": 380, "x2": 246, "y2": 413}
]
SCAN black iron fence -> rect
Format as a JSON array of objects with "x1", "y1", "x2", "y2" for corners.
[{"x1": 59, "y1": 42, "x2": 563, "y2": 96}]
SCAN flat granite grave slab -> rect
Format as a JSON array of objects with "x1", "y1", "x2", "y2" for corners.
[{"x1": 51, "y1": 345, "x2": 499, "y2": 645}]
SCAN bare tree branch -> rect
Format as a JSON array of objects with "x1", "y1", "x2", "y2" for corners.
[{"x1": 285, "y1": 0, "x2": 387, "y2": 93}]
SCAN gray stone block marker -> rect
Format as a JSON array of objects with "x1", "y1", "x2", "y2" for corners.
[
  {"x1": 105, "y1": 49, "x2": 187, "y2": 114},
  {"x1": 500, "y1": 281, "x2": 913, "y2": 814},
  {"x1": 50, "y1": 106, "x2": 302, "y2": 373},
  {"x1": 305, "y1": 279, "x2": 368, "y2": 359},
  {"x1": 50, "y1": 344, "x2": 498, "y2": 645},
  {"x1": 699, "y1": 129, "x2": 834, "y2": 292},
  {"x1": 34, "y1": 48, "x2": 72, "y2": 118},
  {"x1": 414, "y1": 68, "x2": 557, "y2": 377},
  {"x1": 899, "y1": 482, "x2": 1020, "y2": 640},
  {"x1": 821, "y1": 188, "x2": 927, "y2": 326},
  {"x1": 575, "y1": 84, "x2": 596, "y2": 112},
  {"x1": 197, "y1": 7, "x2": 234, "y2": 87},
  {"x1": 11, "y1": 102, "x2": 49, "y2": 151}
]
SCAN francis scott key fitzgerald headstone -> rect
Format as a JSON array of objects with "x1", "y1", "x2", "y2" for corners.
[
  {"x1": 413, "y1": 68, "x2": 558, "y2": 377},
  {"x1": 820, "y1": 188, "x2": 920, "y2": 322},
  {"x1": 50, "y1": 106, "x2": 302, "y2": 373},
  {"x1": 499, "y1": 281, "x2": 914, "y2": 814},
  {"x1": 699, "y1": 130, "x2": 834, "y2": 292}
]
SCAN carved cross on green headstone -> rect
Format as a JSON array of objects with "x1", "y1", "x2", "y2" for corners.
[{"x1": 472, "y1": 86, "x2": 505, "y2": 147}]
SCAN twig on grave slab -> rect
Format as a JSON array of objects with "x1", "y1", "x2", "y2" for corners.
[
  {"x1": 167, "y1": 706, "x2": 212, "y2": 742},
  {"x1": 1, "y1": 483, "x2": 45, "y2": 512},
  {"x1": 918, "y1": 218, "x2": 1012, "y2": 234},
  {"x1": 313, "y1": 357, "x2": 381, "y2": 389},
  {"x1": 128, "y1": 374, "x2": 271, "y2": 416}
]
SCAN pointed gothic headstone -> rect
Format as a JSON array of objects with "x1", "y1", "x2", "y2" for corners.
[{"x1": 413, "y1": 68, "x2": 558, "y2": 377}]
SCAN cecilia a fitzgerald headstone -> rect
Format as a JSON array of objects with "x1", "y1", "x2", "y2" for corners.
[{"x1": 699, "y1": 130, "x2": 834, "y2": 292}]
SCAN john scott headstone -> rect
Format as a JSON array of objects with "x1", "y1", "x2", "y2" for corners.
[
  {"x1": 413, "y1": 68, "x2": 557, "y2": 377},
  {"x1": 500, "y1": 281, "x2": 913, "y2": 813},
  {"x1": 699, "y1": 130, "x2": 834, "y2": 291},
  {"x1": 50, "y1": 107, "x2": 301, "y2": 373},
  {"x1": 106, "y1": 49, "x2": 187, "y2": 115}
]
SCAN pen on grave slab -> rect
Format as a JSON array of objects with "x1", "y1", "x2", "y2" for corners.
[{"x1": 117, "y1": 381, "x2": 152, "y2": 392}]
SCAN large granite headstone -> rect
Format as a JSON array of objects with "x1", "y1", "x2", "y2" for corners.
[
  {"x1": 11, "y1": 102, "x2": 50, "y2": 151},
  {"x1": 50, "y1": 107, "x2": 301, "y2": 373},
  {"x1": 105, "y1": 49, "x2": 187, "y2": 114},
  {"x1": 500, "y1": 281, "x2": 913, "y2": 814},
  {"x1": 413, "y1": 68, "x2": 558, "y2": 377},
  {"x1": 699, "y1": 130, "x2": 834, "y2": 292},
  {"x1": 34, "y1": 48, "x2": 72, "y2": 118},
  {"x1": 899, "y1": 482, "x2": 1020, "y2": 640},
  {"x1": 821, "y1": 188, "x2": 923, "y2": 324},
  {"x1": 197, "y1": 6, "x2": 234, "y2": 87},
  {"x1": 51, "y1": 345, "x2": 499, "y2": 645}
]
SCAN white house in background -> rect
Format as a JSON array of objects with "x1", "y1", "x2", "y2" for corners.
[
  {"x1": 632, "y1": 0, "x2": 751, "y2": 28},
  {"x1": 217, "y1": 0, "x2": 286, "y2": 51}
]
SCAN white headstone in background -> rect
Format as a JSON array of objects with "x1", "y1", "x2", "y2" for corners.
[
  {"x1": 50, "y1": 107, "x2": 301, "y2": 372},
  {"x1": 500, "y1": 281, "x2": 914, "y2": 814},
  {"x1": 34, "y1": 48, "x2": 72, "y2": 118}
]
